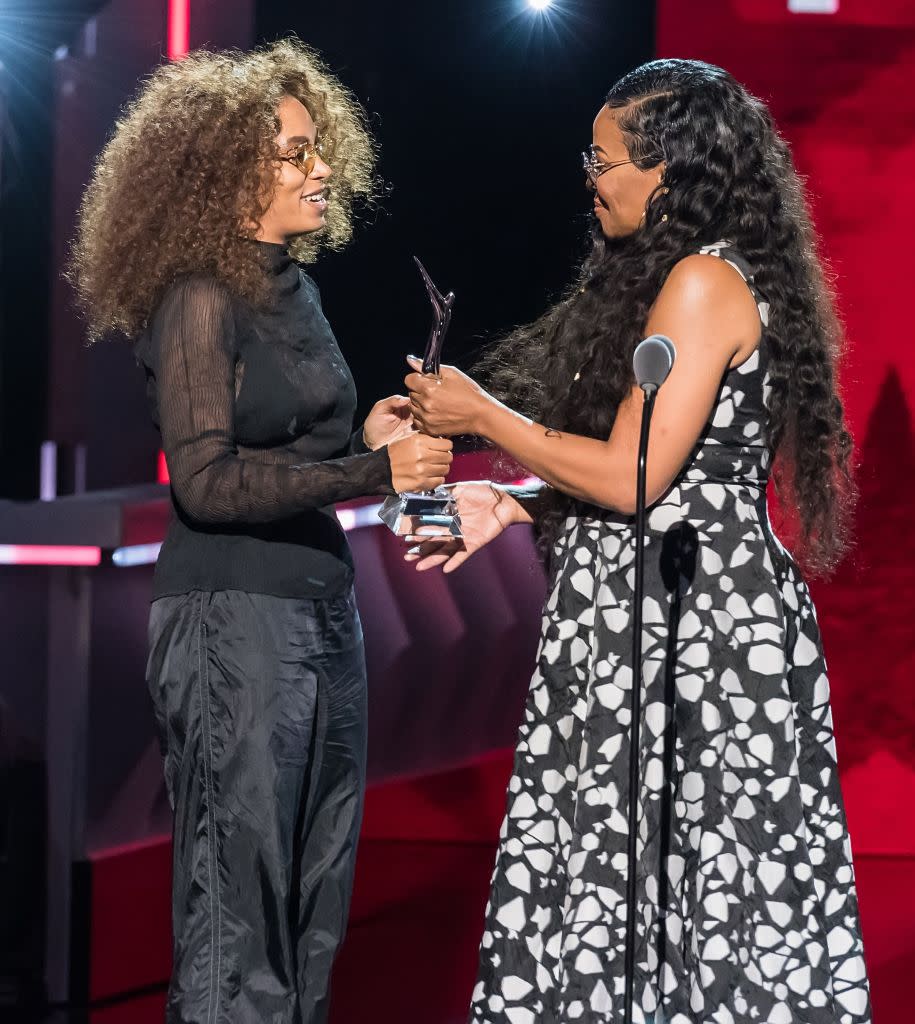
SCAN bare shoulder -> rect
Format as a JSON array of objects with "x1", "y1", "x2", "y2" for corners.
[
  {"x1": 649, "y1": 253, "x2": 761, "y2": 356},
  {"x1": 662, "y1": 253, "x2": 755, "y2": 306}
]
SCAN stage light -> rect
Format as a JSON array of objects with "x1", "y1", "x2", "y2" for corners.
[
  {"x1": 112, "y1": 543, "x2": 162, "y2": 568},
  {"x1": 335, "y1": 503, "x2": 385, "y2": 532},
  {"x1": 528, "y1": 0, "x2": 553, "y2": 8},
  {"x1": 168, "y1": 0, "x2": 190, "y2": 60}
]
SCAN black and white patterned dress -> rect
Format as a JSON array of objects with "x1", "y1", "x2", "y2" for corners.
[{"x1": 470, "y1": 244, "x2": 872, "y2": 1024}]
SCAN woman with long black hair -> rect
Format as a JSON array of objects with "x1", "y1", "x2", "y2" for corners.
[
  {"x1": 69, "y1": 39, "x2": 451, "y2": 1024},
  {"x1": 405, "y1": 59, "x2": 871, "y2": 1024}
]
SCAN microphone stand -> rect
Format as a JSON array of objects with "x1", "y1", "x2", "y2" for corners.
[{"x1": 623, "y1": 381, "x2": 658, "y2": 1024}]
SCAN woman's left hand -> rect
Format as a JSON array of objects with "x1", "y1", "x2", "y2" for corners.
[
  {"x1": 363, "y1": 395, "x2": 414, "y2": 450},
  {"x1": 405, "y1": 356, "x2": 492, "y2": 437},
  {"x1": 403, "y1": 480, "x2": 522, "y2": 573}
]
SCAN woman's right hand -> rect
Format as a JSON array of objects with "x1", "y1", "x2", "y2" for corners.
[{"x1": 387, "y1": 432, "x2": 453, "y2": 492}]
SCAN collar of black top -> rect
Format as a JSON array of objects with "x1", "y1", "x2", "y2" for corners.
[{"x1": 254, "y1": 240, "x2": 294, "y2": 275}]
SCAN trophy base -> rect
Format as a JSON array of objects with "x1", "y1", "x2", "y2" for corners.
[{"x1": 379, "y1": 488, "x2": 462, "y2": 538}]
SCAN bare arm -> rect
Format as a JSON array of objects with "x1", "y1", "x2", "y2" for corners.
[
  {"x1": 499, "y1": 480, "x2": 543, "y2": 525},
  {"x1": 410, "y1": 255, "x2": 761, "y2": 515}
]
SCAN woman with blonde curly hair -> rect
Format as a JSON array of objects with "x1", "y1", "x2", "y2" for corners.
[{"x1": 70, "y1": 38, "x2": 451, "y2": 1024}]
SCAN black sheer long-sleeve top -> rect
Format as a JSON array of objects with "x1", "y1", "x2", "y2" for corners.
[{"x1": 134, "y1": 241, "x2": 394, "y2": 600}]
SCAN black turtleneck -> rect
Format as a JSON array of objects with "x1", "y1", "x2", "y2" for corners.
[{"x1": 134, "y1": 241, "x2": 394, "y2": 599}]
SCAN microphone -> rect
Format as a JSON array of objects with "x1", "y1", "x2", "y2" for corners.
[
  {"x1": 633, "y1": 333, "x2": 676, "y2": 392},
  {"x1": 623, "y1": 332, "x2": 676, "y2": 1024}
]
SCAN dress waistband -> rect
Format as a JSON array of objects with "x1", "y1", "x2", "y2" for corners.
[{"x1": 675, "y1": 441, "x2": 770, "y2": 491}]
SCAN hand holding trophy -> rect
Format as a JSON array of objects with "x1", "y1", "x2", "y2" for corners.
[{"x1": 378, "y1": 258, "x2": 463, "y2": 538}]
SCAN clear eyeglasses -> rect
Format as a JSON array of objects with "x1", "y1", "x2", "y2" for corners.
[{"x1": 582, "y1": 146, "x2": 634, "y2": 185}]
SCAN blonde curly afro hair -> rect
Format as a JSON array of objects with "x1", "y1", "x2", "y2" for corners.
[{"x1": 69, "y1": 37, "x2": 378, "y2": 341}]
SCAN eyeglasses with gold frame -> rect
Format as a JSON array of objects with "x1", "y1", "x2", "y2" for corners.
[{"x1": 279, "y1": 140, "x2": 326, "y2": 177}]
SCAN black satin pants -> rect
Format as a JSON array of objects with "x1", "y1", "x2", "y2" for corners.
[{"x1": 146, "y1": 588, "x2": 367, "y2": 1024}]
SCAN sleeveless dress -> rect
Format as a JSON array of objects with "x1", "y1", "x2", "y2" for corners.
[{"x1": 470, "y1": 244, "x2": 872, "y2": 1024}]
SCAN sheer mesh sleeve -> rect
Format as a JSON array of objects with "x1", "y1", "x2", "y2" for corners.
[
  {"x1": 235, "y1": 426, "x2": 370, "y2": 467},
  {"x1": 347, "y1": 424, "x2": 372, "y2": 455},
  {"x1": 148, "y1": 275, "x2": 393, "y2": 525}
]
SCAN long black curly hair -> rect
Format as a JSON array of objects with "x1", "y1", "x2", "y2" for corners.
[{"x1": 477, "y1": 58, "x2": 854, "y2": 577}]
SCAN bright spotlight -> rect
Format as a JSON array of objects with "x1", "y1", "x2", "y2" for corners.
[{"x1": 528, "y1": 0, "x2": 553, "y2": 9}]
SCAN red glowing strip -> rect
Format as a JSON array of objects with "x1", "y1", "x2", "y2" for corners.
[
  {"x1": 167, "y1": 0, "x2": 190, "y2": 60},
  {"x1": 0, "y1": 545, "x2": 102, "y2": 567}
]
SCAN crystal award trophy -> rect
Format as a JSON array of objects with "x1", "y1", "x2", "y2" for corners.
[{"x1": 378, "y1": 257, "x2": 462, "y2": 538}]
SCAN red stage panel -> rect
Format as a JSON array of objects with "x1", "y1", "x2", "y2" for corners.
[
  {"x1": 657, "y1": 2, "x2": 915, "y2": 1016},
  {"x1": 737, "y1": 0, "x2": 915, "y2": 26},
  {"x1": 659, "y1": 0, "x2": 915, "y2": 862}
]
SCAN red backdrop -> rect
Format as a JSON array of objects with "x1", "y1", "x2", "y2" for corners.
[
  {"x1": 657, "y1": 0, "x2": 915, "y2": 860},
  {"x1": 655, "y1": 9, "x2": 915, "y2": 1017}
]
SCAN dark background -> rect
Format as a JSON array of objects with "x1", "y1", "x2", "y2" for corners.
[
  {"x1": 254, "y1": 0, "x2": 653, "y2": 388},
  {"x1": 0, "y1": 0, "x2": 652, "y2": 498}
]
